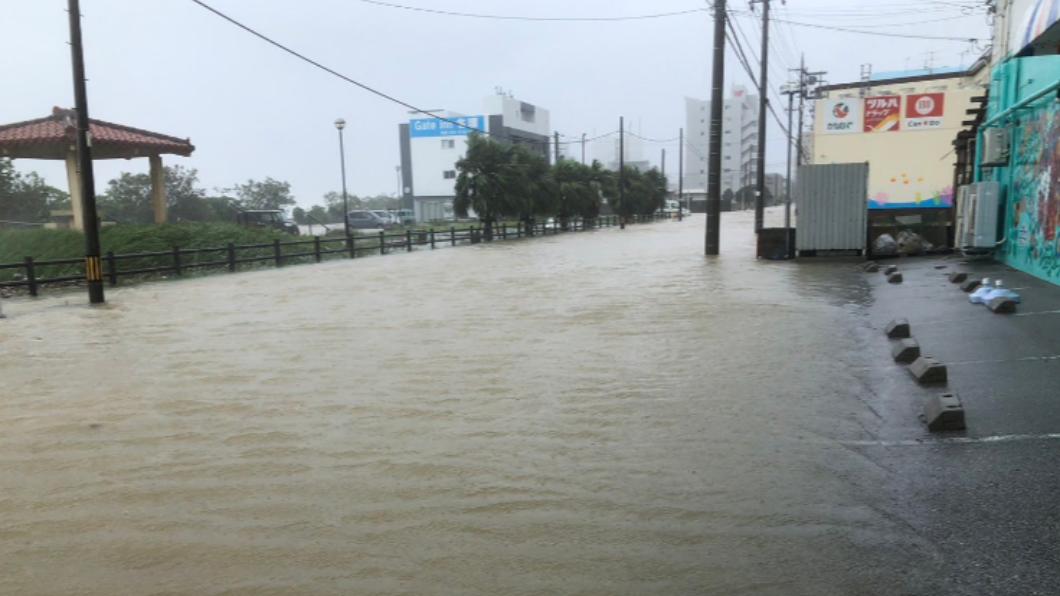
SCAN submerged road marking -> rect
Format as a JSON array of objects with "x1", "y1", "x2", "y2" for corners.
[
  {"x1": 842, "y1": 433, "x2": 1060, "y2": 447},
  {"x1": 946, "y1": 354, "x2": 1060, "y2": 366}
]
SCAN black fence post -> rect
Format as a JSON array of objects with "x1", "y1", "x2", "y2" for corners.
[
  {"x1": 227, "y1": 243, "x2": 236, "y2": 272},
  {"x1": 24, "y1": 257, "x2": 37, "y2": 297},
  {"x1": 429, "y1": 228, "x2": 436, "y2": 249},
  {"x1": 105, "y1": 251, "x2": 117, "y2": 286},
  {"x1": 406, "y1": 229, "x2": 412, "y2": 252},
  {"x1": 172, "y1": 246, "x2": 183, "y2": 276},
  {"x1": 314, "y1": 236, "x2": 322, "y2": 262},
  {"x1": 350, "y1": 234, "x2": 357, "y2": 258},
  {"x1": 273, "y1": 239, "x2": 282, "y2": 267},
  {"x1": 501, "y1": 224, "x2": 507, "y2": 240},
  {"x1": 450, "y1": 226, "x2": 456, "y2": 246},
  {"x1": 379, "y1": 230, "x2": 386, "y2": 255}
]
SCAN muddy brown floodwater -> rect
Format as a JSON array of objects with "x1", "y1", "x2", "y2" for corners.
[{"x1": 1, "y1": 211, "x2": 931, "y2": 595}]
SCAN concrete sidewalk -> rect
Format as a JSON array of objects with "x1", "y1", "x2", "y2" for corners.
[{"x1": 854, "y1": 254, "x2": 1060, "y2": 595}]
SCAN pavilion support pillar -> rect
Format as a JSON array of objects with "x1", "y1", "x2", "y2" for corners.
[
  {"x1": 64, "y1": 151, "x2": 85, "y2": 231},
  {"x1": 149, "y1": 154, "x2": 167, "y2": 224}
]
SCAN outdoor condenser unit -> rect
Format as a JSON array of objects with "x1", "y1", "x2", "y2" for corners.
[
  {"x1": 980, "y1": 128, "x2": 1011, "y2": 167},
  {"x1": 956, "y1": 181, "x2": 1001, "y2": 255}
]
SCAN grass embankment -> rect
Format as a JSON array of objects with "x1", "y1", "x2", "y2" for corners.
[{"x1": 0, "y1": 223, "x2": 329, "y2": 283}]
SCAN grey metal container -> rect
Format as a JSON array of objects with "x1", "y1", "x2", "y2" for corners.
[{"x1": 795, "y1": 162, "x2": 869, "y2": 253}]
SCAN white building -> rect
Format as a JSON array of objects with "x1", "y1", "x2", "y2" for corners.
[
  {"x1": 398, "y1": 94, "x2": 551, "y2": 222},
  {"x1": 683, "y1": 86, "x2": 760, "y2": 210}
]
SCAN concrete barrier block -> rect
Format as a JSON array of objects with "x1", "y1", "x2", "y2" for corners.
[
  {"x1": 948, "y1": 272, "x2": 968, "y2": 283},
  {"x1": 891, "y1": 338, "x2": 921, "y2": 363},
  {"x1": 988, "y1": 297, "x2": 1017, "y2": 314},
  {"x1": 887, "y1": 272, "x2": 904, "y2": 284},
  {"x1": 960, "y1": 279, "x2": 981, "y2": 293},
  {"x1": 863, "y1": 262, "x2": 880, "y2": 273},
  {"x1": 909, "y1": 356, "x2": 948, "y2": 384},
  {"x1": 923, "y1": 392, "x2": 966, "y2": 432},
  {"x1": 885, "y1": 319, "x2": 910, "y2": 339},
  {"x1": 883, "y1": 264, "x2": 898, "y2": 275}
]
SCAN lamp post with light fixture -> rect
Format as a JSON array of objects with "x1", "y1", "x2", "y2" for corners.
[{"x1": 335, "y1": 118, "x2": 351, "y2": 244}]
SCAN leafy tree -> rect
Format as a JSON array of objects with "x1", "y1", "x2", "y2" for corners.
[
  {"x1": 454, "y1": 134, "x2": 514, "y2": 240},
  {"x1": 553, "y1": 160, "x2": 601, "y2": 229},
  {"x1": 307, "y1": 205, "x2": 329, "y2": 224},
  {"x1": 98, "y1": 165, "x2": 231, "y2": 224},
  {"x1": 291, "y1": 206, "x2": 307, "y2": 225},
  {"x1": 0, "y1": 159, "x2": 69, "y2": 223},
  {"x1": 229, "y1": 177, "x2": 296, "y2": 211}
]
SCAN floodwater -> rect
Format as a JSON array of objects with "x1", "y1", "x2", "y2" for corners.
[{"x1": 1, "y1": 211, "x2": 927, "y2": 595}]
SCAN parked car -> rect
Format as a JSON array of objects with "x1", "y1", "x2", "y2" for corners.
[
  {"x1": 347, "y1": 210, "x2": 391, "y2": 229},
  {"x1": 235, "y1": 209, "x2": 299, "y2": 235},
  {"x1": 370, "y1": 210, "x2": 398, "y2": 226}
]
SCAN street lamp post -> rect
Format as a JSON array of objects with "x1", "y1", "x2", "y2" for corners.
[{"x1": 335, "y1": 118, "x2": 351, "y2": 244}]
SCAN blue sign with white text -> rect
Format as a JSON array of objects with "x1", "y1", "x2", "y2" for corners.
[{"x1": 409, "y1": 115, "x2": 486, "y2": 138}]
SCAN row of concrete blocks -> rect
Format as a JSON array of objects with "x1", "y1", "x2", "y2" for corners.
[
  {"x1": 885, "y1": 318, "x2": 966, "y2": 432},
  {"x1": 863, "y1": 261, "x2": 903, "y2": 283},
  {"x1": 947, "y1": 271, "x2": 1018, "y2": 313}
]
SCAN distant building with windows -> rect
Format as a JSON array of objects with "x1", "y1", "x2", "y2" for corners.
[
  {"x1": 682, "y1": 86, "x2": 759, "y2": 211},
  {"x1": 397, "y1": 93, "x2": 550, "y2": 222}
]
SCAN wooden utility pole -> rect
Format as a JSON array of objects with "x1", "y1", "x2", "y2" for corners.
[{"x1": 67, "y1": 0, "x2": 104, "y2": 304}]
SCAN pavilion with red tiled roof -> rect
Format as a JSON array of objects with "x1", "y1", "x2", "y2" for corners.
[{"x1": 0, "y1": 107, "x2": 195, "y2": 229}]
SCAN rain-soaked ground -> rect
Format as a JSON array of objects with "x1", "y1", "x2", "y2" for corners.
[{"x1": 1, "y1": 209, "x2": 1055, "y2": 595}]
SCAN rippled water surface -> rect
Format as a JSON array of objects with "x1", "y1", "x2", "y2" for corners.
[{"x1": 2, "y1": 212, "x2": 922, "y2": 595}]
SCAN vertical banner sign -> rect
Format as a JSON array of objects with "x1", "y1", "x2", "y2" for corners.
[
  {"x1": 823, "y1": 99, "x2": 861, "y2": 134},
  {"x1": 904, "y1": 93, "x2": 945, "y2": 130},
  {"x1": 864, "y1": 96, "x2": 901, "y2": 132}
]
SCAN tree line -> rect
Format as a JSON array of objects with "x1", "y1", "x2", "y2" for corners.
[
  {"x1": 454, "y1": 134, "x2": 668, "y2": 239},
  {"x1": 0, "y1": 158, "x2": 397, "y2": 227}
]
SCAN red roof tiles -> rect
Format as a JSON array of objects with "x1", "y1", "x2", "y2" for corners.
[{"x1": 0, "y1": 107, "x2": 194, "y2": 159}]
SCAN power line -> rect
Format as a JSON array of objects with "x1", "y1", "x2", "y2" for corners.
[
  {"x1": 771, "y1": 17, "x2": 980, "y2": 41},
  {"x1": 187, "y1": 0, "x2": 613, "y2": 149},
  {"x1": 357, "y1": 0, "x2": 708, "y2": 22}
]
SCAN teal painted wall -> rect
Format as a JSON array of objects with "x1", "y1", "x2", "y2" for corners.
[{"x1": 980, "y1": 56, "x2": 1060, "y2": 282}]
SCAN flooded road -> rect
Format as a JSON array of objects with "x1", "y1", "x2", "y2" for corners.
[{"x1": 1, "y1": 211, "x2": 933, "y2": 595}]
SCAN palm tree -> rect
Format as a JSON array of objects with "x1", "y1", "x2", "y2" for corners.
[{"x1": 454, "y1": 135, "x2": 512, "y2": 240}]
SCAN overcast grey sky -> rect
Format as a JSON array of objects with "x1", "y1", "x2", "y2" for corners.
[{"x1": 2, "y1": 0, "x2": 991, "y2": 208}]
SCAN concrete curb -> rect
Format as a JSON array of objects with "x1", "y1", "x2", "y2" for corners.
[
  {"x1": 885, "y1": 319, "x2": 911, "y2": 339},
  {"x1": 909, "y1": 356, "x2": 948, "y2": 384},
  {"x1": 923, "y1": 392, "x2": 966, "y2": 431},
  {"x1": 891, "y1": 338, "x2": 921, "y2": 363}
]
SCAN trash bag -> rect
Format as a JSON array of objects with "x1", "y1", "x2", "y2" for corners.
[
  {"x1": 873, "y1": 233, "x2": 898, "y2": 256},
  {"x1": 895, "y1": 230, "x2": 931, "y2": 255}
]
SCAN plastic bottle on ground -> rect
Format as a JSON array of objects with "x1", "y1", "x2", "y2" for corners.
[{"x1": 969, "y1": 278, "x2": 993, "y2": 304}]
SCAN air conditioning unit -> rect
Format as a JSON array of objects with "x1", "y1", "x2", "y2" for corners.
[
  {"x1": 955, "y1": 181, "x2": 1001, "y2": 255},
  {"x1": 981, "y1": 128, "x2": 1011, "y2": 167}
]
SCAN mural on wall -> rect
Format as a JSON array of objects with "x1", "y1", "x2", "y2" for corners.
[
  {"x1": 1003, "y1": 102, "x2": 1060, "y2": 279},
  {"x1": 868, "y1": 173, "x2": 953, "y2": 210}
]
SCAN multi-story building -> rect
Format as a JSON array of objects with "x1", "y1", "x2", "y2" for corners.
[
  {"x1": 397, "y1": 94, "x2": 550, "y2": 222},
  {"x1": 682, "y1": 86, "x2": 760, "y2": 212}
]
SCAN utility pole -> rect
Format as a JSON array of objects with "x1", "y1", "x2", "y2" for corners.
[
  {"x1": 705, "y1": 0, "x2": 726, "y2": 255},
  {"x1": 782, "y1": 83, "x2": 796, "y2": 259},
  {"x1": 619, "y1": 116, "x2": 625, "y2": 229},
  {"x1": 796, "y1": 54, "x2": 806, "y2": 167},
  {"x1": 581, "y1": 133, "x2": 586, "y2": 164},
  {"x1": 554, "y1": 131, "x2": 560, "y2": 165},
  {"x1": 67, "y1": 0, "x2": 104, "y2": 304},
  {"x1": 661, "y1": 148, "x2": 666, "y2": 180},
  {"x1": 678, "y1": 128, "x2": 684, "y2": 215},
  {"x1": 751, "y1": 0, "x2": 770, "y2": 233}
]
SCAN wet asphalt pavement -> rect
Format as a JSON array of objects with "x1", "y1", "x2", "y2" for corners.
[{"x1": 851, "y1": 254, "x2": 1060, "y2": 595}]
